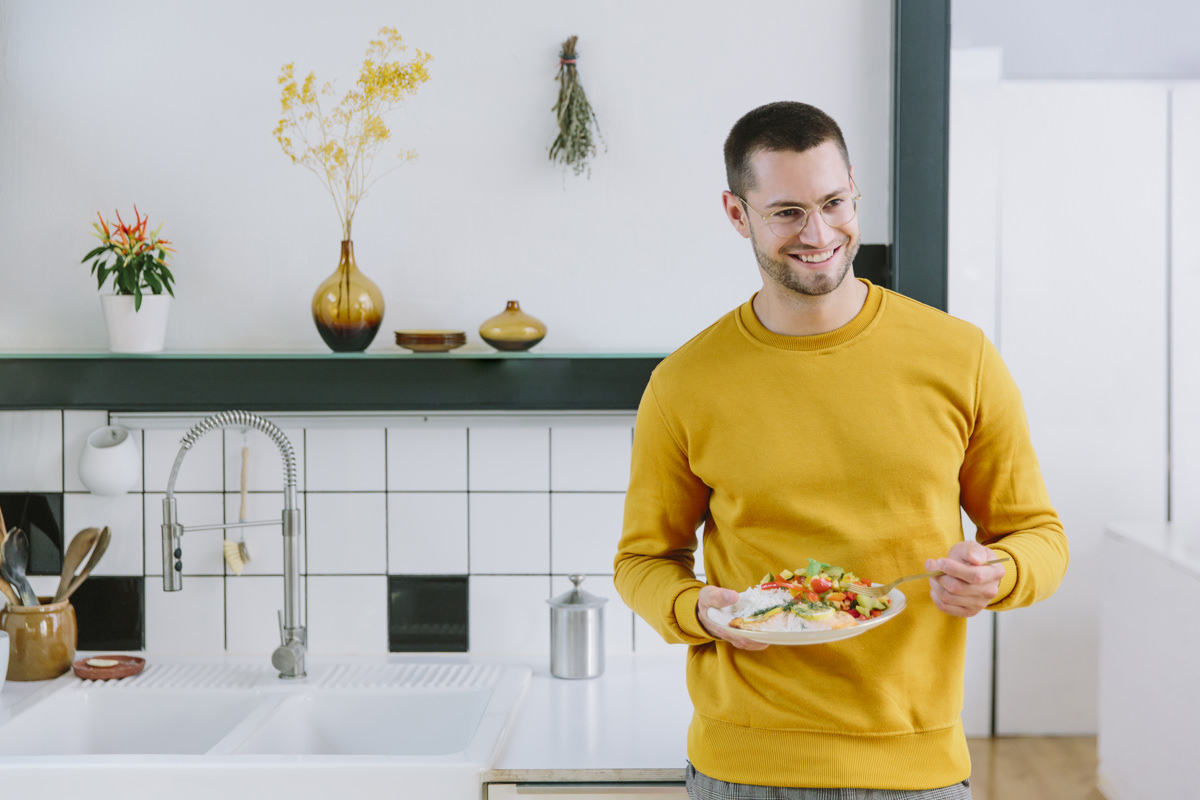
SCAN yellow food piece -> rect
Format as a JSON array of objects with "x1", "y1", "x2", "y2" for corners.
[
  {"x1": 791, "y1": 605, "x2": 834, "y2": 622},
  {"x1": 86, "y1": 658, "x2": 119, "y2": 668}
]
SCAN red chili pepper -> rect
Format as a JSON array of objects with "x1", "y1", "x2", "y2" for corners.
[{"x1": 760, "y1": 581, "x2": 780, "y2": 590}]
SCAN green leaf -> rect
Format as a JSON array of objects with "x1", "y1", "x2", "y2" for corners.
[
  {"x1": 81, "y1": 246, "x2": 108, "y2": 263},
  {"x1": 133, "y1": 286, "x2": 143, "y2": 311},
  {"x1": 144, "y1": 272, "x2": 162, "y2": 293}
]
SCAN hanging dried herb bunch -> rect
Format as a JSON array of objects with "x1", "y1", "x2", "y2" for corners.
[{"x1": 549, "y1": 35, "x2": 604, "y2": 177}]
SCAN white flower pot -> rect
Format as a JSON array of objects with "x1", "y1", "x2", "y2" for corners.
[
  {"x1": 100, "y1": 294, "x2": 170, "y2": 353},
  {"x1": 77, "y1": 425, "x2": 140, "y2": 496}
]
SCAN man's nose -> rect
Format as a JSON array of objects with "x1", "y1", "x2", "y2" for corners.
[{"x1": 797, "y1": 211, "x2": 835, "y2": 246}]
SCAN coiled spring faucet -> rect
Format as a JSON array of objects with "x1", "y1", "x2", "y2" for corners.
[{"x1": 161, "y1": 410, "x2": 306, "y2": 679}]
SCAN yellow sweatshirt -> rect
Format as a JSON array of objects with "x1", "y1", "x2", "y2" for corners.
[{"x1": 614, "y1": 281, "x2": 1068, "y2": 790}]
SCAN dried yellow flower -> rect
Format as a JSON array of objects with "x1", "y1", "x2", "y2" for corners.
[{"x1": 274, "y1": 27, "x2": 432, "y2": 240}]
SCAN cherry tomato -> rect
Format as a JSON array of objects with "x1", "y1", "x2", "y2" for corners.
[{"x1": 809, "y1": 576, "x2": 833, "y2": 594}]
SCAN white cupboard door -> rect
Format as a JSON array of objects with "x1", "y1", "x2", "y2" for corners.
[
  {"x1": 994, "y1": 81, "x2": 1169, "y2": 735},
  {"x1": 487, "y1": 784, "x2": 687, "y2": 799}
]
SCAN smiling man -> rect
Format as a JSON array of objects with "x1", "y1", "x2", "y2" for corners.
[{"x1": 614, "y1": 102, "x2": 1069, "y2": 799}]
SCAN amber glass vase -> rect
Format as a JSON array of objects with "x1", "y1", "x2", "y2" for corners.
[
  {"x1": 312, "y1": 240, "x2": 385, "y2": 352},
  {"x1": 479, "y1": 300, "x2": 547, "y2": 351}
]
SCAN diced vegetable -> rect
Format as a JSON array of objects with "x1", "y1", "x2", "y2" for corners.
[{"x1": 754, "y1": 558, "x2": 891, "y2": 619}]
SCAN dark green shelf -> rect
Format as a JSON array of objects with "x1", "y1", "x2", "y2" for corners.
[{"x1": 0, "y1": 352, "x2": 664, "y2": 412}]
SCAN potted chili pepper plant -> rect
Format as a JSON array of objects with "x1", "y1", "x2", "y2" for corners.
[{"x1": 81, "y1": 206, "x2": 177, "y2": 352}]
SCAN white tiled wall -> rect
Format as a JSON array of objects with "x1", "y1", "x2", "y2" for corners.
[{"x1": 0, "y1": 410, "x2": 651, "y2": 659}]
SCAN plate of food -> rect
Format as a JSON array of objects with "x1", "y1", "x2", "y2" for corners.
[{"x1": 706, "y1": 559, "x2": 908, "y2": 645}]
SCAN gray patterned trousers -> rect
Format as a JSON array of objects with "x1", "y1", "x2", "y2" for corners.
[{"x1": 686, "y1": 763, "x2": 972, "y2": 800}]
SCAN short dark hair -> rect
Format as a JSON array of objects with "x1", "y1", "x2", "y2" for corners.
[{"x1": 723, "y1": 101, "x2": 850, "y2": 197}]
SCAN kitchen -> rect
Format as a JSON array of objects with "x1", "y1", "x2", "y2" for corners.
[{"x1": 1, "y1": 2, "x2": 1197, "y2": 798}]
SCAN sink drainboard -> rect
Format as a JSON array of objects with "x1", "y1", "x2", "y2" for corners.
[{"x1": 79, "y1": 661, "x2": 504, "y2": 691}]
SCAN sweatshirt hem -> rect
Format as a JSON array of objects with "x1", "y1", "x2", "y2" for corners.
[{"x1": 687, "y1": 712, "x2": 971, "y2": 790}]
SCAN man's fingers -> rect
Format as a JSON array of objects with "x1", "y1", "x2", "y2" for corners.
[{"x1": 697, "y1": 586, "x2": 770, "y2": 650}]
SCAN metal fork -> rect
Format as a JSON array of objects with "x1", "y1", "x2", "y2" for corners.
[{"x1": 847, "y1": 556, "x2": 1012, "y2": 598}]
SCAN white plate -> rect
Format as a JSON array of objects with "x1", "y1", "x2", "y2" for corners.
[{"x1": 706, "y1": 588, "x2": 908, "y2": 645}]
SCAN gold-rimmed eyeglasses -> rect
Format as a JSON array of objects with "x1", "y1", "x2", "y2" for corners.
[{"x1": 736, "y1": 182, "x2": 861, "y2": 238}]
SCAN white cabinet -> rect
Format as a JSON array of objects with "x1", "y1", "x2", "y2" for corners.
[
  {"x1": 486, "y1": 784, "x2": 686, "y2": 799},
  {"x1": 949, "y1": 76, "x2": 1171, "y2": 735},
  {"x1": 1098, "y1": 525, "x2": 1200, "y2": 799}
]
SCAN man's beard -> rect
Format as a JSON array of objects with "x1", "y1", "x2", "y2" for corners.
[{"x1": 751, "y1": 229, "x2": 859, "y2": 298}]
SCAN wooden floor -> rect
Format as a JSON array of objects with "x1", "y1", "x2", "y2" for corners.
[{"x1": 967, "y1": 737, "x2": 1107, "y2": 800}]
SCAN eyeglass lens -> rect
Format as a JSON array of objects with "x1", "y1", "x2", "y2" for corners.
[{"x1": 767, "y1": 196, "x2": 857, "y2": 237}]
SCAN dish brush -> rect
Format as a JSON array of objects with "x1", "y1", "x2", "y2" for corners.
[{"x1": 223, "y1": 436, "x2": 252, "y2": 575}]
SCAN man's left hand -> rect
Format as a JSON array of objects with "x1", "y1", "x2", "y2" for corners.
[{"x1": 925, "y1": 541, "x2": 1006, "y2": 618}]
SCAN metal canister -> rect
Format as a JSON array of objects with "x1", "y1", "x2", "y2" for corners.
[{"x1": 547, "y1": 574, "x2": 607, "y2": 679}]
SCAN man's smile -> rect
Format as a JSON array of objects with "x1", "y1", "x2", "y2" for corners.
[{"x1": 788, "y1": 245, "x2": 841, "y2": 265}]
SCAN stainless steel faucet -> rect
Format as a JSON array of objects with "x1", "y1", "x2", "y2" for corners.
[{"x1": 160, "y1": 410, "x2": 306, "y2": 679}]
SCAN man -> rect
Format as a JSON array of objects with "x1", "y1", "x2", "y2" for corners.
[{"x1": 613, "y1": 101, "x2": 1068, "y2": 799}]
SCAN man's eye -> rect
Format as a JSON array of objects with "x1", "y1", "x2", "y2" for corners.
[
  {"x1": 824, "y1": 197, "x2": 845, "y2": 210},
  {"x1": 772, "y1": 208, "x2": 803, "y2": 220}
]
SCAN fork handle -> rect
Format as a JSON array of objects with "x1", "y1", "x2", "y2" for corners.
[{"x1": 929, "y1": 555, "x2": 1011, "y2": 578}]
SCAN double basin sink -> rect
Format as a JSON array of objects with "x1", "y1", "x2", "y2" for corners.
[{"x1": 0, "y1": 657, "x2": 532, "y2": 799}]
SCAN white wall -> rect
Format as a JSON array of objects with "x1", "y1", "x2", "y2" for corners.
[
  {"x1": 951, "y1": 0, "x2": 1200, "y2": 79},
  {"x1": 949, "y1": 63, "x2": 1191, "y2": 735},
  {"x1": 0, "y1": 0, "x2": 892, "y2": 353}
]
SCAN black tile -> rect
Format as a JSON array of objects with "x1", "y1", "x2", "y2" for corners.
[
  {"x1": 0, "y1": 492, "x2": 63, "y2": 576},
  {"x1": 388, "y1": 575, "x2": 468, "y2": 652},
  {"x1": 854, "y1": 244, "x2": 891, "y2": 289},
  {"x1": 70, "y1": 576, "x2": 145, "y2": 651}
]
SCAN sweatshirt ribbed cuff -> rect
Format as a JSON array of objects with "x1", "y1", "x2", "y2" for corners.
[{"x1": 672, "y1": 584, "x2": 712, "y2": 643}]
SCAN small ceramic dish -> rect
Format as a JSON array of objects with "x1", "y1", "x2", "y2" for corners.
[
  {"x1": 72, "y1": 654, "x2": 146, "y2": 681},
  {"x1": 395, "y1": 330, "x2": 467, "y2": 353}
]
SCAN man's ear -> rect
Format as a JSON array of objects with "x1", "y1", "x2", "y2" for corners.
[{"x1": 722, "y1": 191, "x2": 752, "y2": 239}]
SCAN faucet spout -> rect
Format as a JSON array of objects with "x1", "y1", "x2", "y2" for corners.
[{"x1": 160, "y1": 410, "x2": 306, "y2": 679}]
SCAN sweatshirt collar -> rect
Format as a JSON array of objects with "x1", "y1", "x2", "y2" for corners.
[{"x1": 737, "y1": 279, "x2": 883, "y2": 352}]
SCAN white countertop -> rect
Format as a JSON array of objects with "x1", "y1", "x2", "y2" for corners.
[{"x1": 488, "y1": 652, "x2": 692, "y2": 782}]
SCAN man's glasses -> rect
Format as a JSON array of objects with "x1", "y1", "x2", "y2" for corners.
[{"x1": 736, "y1": 182, "x2": 861, "y2": 238}]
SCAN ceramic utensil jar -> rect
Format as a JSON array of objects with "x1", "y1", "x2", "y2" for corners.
[
  {"x1": 547, "y1": 574, "x2": 607, "y2": 680},
  {"x1": 0, "y1": 597, "x2": 77, "y2": 681}
]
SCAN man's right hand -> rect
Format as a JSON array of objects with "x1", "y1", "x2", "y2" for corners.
[{"x1": 697, "y1": 585, "x2": 770, "y2": 651}]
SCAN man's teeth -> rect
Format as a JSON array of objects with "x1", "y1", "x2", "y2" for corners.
[{"x1": 793, "y1": 248, "x2": 835, "y2": 263}]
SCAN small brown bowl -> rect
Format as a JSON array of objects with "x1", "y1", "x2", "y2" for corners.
[
  {"x1": 73, "y1": 654, "x2": 145, "y2": 681},
  {"x1": 395, "y1": 330, "x2": 467, "y2": 353}
]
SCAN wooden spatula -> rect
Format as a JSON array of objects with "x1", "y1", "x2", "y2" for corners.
[
  {"x1": 60, "y1": 525, "x2": 111, "y2": 602},
  {"x1": 54, "y1": 527, "x2": 102, "y2": 603}
]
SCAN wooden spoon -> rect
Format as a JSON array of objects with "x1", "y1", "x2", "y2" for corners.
[
  {"x1": 61, "y1": 525, "x2": 111, "y2": 601},
  {"x1": 53, "y1": 527, "x2": 101, "y2": 603}
]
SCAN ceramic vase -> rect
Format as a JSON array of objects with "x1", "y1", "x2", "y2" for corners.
[
  {"x1": 100, "y1": 294, "x2": 170, "y2": 353},
  {"x1": 312, "y1": 240, "x2": 384, "y2": 352},
  {"x1": 479, "y1": 300, "x2": 547, "y2": 351}
]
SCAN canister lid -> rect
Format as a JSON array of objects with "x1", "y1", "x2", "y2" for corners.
[{"x1": 547, "y1": 574, "x2": 608, "y2": 609}]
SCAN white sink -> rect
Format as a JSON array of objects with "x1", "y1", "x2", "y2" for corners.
[
  {"x1": 0, "y1": 658, "x2": 532, "y2": 799},
  {"x1": 229, "y1": 688, "x2": 493, "y2": 755},
  {"x1": 0, "y1": 688, "x2": 257, "y2": 755}
]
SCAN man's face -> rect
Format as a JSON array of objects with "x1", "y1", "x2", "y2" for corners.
[{"x1": 731, "y1": 141, "x2": 860, "y2": 299}]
